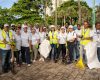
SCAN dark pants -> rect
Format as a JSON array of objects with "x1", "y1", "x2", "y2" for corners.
[
  {"x1": 67, "y1": 42, "x2": 75, "y2": 62},
  {"x1": 21, "y1": 47, "x2": 31, "y2": 64},
  {"x1": 1, "y1": 49, "x2": 11, "y2": 72},
  {"x1": 14, "y1": 50, "x2": 21, "y2": 64},
  {"x1": 49, "y1": 44, "x2": 57, "y2": 61},
  {"x1": 56, "y1": 44, "x2": 66, "y2": 61},
  {"x1": 97, "y1": 47, "x2": 100, "y2": 62}
]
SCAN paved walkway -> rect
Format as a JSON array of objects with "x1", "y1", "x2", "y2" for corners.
[{"x1": 0, "y1": 61, "x2": 100, "y2": 80}]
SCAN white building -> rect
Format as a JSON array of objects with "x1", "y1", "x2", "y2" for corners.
[{"x1": 46, "y1": 0, "x2": 69, "y2": 16}]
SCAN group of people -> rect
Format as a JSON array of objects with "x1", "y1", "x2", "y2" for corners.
[{"x1": 0, "y1": 21, "x2": 100, "y2": 73}]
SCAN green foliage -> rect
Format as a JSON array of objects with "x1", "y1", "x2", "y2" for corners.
[{"x1": 52, "y1": 0, "x2": 92, "y2": 25}]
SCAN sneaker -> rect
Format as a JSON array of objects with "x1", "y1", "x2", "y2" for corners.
[
  {"x1": 22, "y1": 62, "x2": 26, "y2": 65},
  {"x1": 39, "y1": 58, "x2": 42, "y2": 61},
  {"x1": 33, "y1": 60, "x2": 36, "y2": 63},
  {"x1": 27, "y1": 64, "x2": 31, "y2": 67}
]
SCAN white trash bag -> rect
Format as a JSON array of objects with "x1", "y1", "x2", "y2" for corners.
[
  {"x1": 39, "y1": 39, "x2": 51, "y2": 58},
  {"x1": 85, "y1": 42, "x2": 100, "y2": 69}
]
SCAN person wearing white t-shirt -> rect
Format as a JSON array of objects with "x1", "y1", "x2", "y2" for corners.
[
  {"x1": 74, "y1": 24, "x2": 81, "y2": 60},
  {"x1": 14, "y1": 29, "x2": 21, "y2": 66},
  {"x1": 67, "y1": 25, "x2": 77, "y2": 63},
  {"x1": 30, "y1": 28, "x2": 40, "y2": 62},
  {"x1": 0, "y1": 24, "x2": 14, "y2": 73},
  {"x1": 55, "y1": 27, "x2": 67, "y2": 63},
  {"x1": 21, "y1": 26, "x2": 31, "y2": 66},
  {"x1": 93, "y1": 22, "x2": 100, "y2": 61},
  {"x1": 39, "y1": 27, "x2": 46, "y2": 61}
]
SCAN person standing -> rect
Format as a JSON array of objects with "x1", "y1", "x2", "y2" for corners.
[
  {"x1": 74, "y1": 24, "x2": 81, "y2": 60},
  {"x1": 67, "y1": 25, "x2": 77, "y2": 63},
  {"x1": 0, "y1": 24, "x2": 13, "y2": 73},
  {"x1": 14, "y1": 28, "x2": 21, "y2": 66},
  {"x1": 48, "y1": 25, "x2": 58, "y2": 62},
  {"x1": 93, "y1": 22, "x2": 100, "y2": 61},
  {"x1": 55, "y1": 27, "x2": 67, "y2": 63},
  {"x1": 21, "y1": 25, "x2": 31, "y2": 66},
  {"x1": 30, "y1": 28, "x2": 40, "y2": 62},
  {"x1": 80, "y1": 21, "x2": 93, "y2": 64},
  {"x1": 39, "y1": 27, "x2": 46, "y2": 61}
]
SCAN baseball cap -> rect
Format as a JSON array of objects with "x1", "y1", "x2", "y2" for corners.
[{"x1": 4, "y1": 24, "x2": 9, "y2": 27}]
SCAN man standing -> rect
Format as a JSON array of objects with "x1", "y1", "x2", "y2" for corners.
[
  {"x1": 93, "y1": 22, "x2": 100, "y2": 61},
  {"x1": 80, "y1": 21, "x2": 93, "y2": 64},
  {"x1": 0, "y1": 24, "x2": 13, "y2": 73}
]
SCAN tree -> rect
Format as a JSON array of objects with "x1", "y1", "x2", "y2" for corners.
[
  {"x1": 0, "y1": 7, "x2": 15, "y2": 25},
  {"x1": 96, "y1": 4, "x2": 100, "y2": 22},
  {"x1": 51, "y1": 0, "x2": 92, "y2": 25},
  {"x1": 10, "y1": 0, "x2": 43, "y2": 24}
]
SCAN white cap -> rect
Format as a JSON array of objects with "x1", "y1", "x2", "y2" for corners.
[
  {"x1": 61, "y1": 26, "x2": 65, "y2": 29},
  {"x1": 68, "y1": 25, "x2": 73, "y2": 29},
  {"x1": 49, "y1": 25, "x2": 55, "y2": 29},
  {"x1": 43, "y1": 27, "x2": 46, "y2": 29},
  {"x1": 4, "y1": 24, "x2": 9, "y2": 27},
  {"x1": 11, "y1": 24, "x2": 15, "y2": 26},
  {"x1": 23, "y1": 25, "x2": 28, "y2": 28}
]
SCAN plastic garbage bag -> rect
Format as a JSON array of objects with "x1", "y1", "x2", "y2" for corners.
[
  {"x1": 85, "y1": 42, "x2": 100, "y2": 69},
  {"x1": 39, "y1": 39, "x2": 51, "y2": 58}
]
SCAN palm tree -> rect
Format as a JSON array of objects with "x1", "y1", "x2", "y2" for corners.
[{"x1": 96, "y1": 4, "x2": 100, "y2": 22}]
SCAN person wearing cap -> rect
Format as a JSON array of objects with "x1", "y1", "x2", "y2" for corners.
[
  {"x1": 0, "y1": 24, "x2": 13, "y2": 73},
  {"x1": 30, "y1": 28, "x2": 40, "y2": 63},
  {"x1": 55, "y1": 27, "x2": 67, "y2": 63},
  {"x1": 14, "y1": 28, "x2": 21, "y2": 66},
  {"x1": 48, "y1": 25, "x2": 58, "y2": 62},
  {"x1": 74, "y1": 24, "x2": 81, "y2": 60},
  {"x1": 21, "y1": 26, "x2": 31, "y2": 66},
  {"x1": 39, "y1": 27, "x2": 46, "y2": 61},
  {"x1": 80, "y1": 21, "x2": 93, "y2": 64},
  {"x1": 93, "y1": 22, "x2": 100, "y2": 61},
  {"x1": 67, "y1": 25, "x2": 77, "y2": 63}
]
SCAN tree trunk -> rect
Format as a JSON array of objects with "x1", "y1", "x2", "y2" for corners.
[
  {"x1": 55, "y1": 0, "x2": 57, "y2": 26},
  {"x1": 78, "y1": 0, "x2": 81, "y2": 24},
  {"x1": 64, "y1": 16, "x2": 66, "y2": 26}
]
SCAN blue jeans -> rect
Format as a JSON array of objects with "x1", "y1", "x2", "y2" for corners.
[
  {"x1": 49, "y1": 44, "x2": 57, "y2": 61},
  {"x1": 74, "y1": 41, "x2": 80, "y2": 60},
  {"x1": 97, "y1": 47, "x2": 100, "y2": 62},
  {"x1": 1, "y1": 49, "x2": 11, "y2": 72}
]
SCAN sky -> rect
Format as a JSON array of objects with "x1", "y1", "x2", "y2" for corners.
[{"x1": 0, "y1": 0, "x2": 100, "y2": 9}]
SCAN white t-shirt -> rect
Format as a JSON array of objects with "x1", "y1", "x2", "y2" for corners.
[
  {"x1": 39, "y1": 32, "x2": 46, "y2": 43},
  {"x1": 21, "y1": 31, "x2": 31, "y2": 47},
  {"x1": 93, "y1": 29, "x2": 100, "y2": 47},
  {"x1": 0, "y1": 31, "x2": 11, "y2": 50},
  {"x1": 31, "y1": 33, "x2": 40, "y2": 45},
  {"x1": 58, "y1": 32, "x2": 67, "y2": 44},
  {"x1": 15, "y1": 34, "x2": 21, "y2": 50},
  {"x1": 67, "y1": 31, "x2": 76, "y2": 42},
  {"x1": 75, "y1": 29, "x2": 81, "y2": 41}
]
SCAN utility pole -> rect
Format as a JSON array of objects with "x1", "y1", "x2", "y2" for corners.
[
  {"x1": 92, "y1": 0, "x2": 95, "y2": 29},
  {"x1": 55, "y1": 0, "x2": 57, "y2": 26}
]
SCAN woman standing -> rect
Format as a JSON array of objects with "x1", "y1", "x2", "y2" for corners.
[
  {"x1": 55, "y1": 27, "x2": 67, "y2": 63},
  {"x1": 39, "y1": 27, "x2": 46, "y2": 61},
  {"x1": 30, "y1": 28, "x2": 40, "y2": 62},
  {"x1": 21, "y1": 26, "x2": 31, "y2": 66},
  {"x1": 67, "y1": 25, "x2": 77, "y2": 63},
  {"x1": 14, "y1": 28, "x2": 21, "y2": 66}
]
